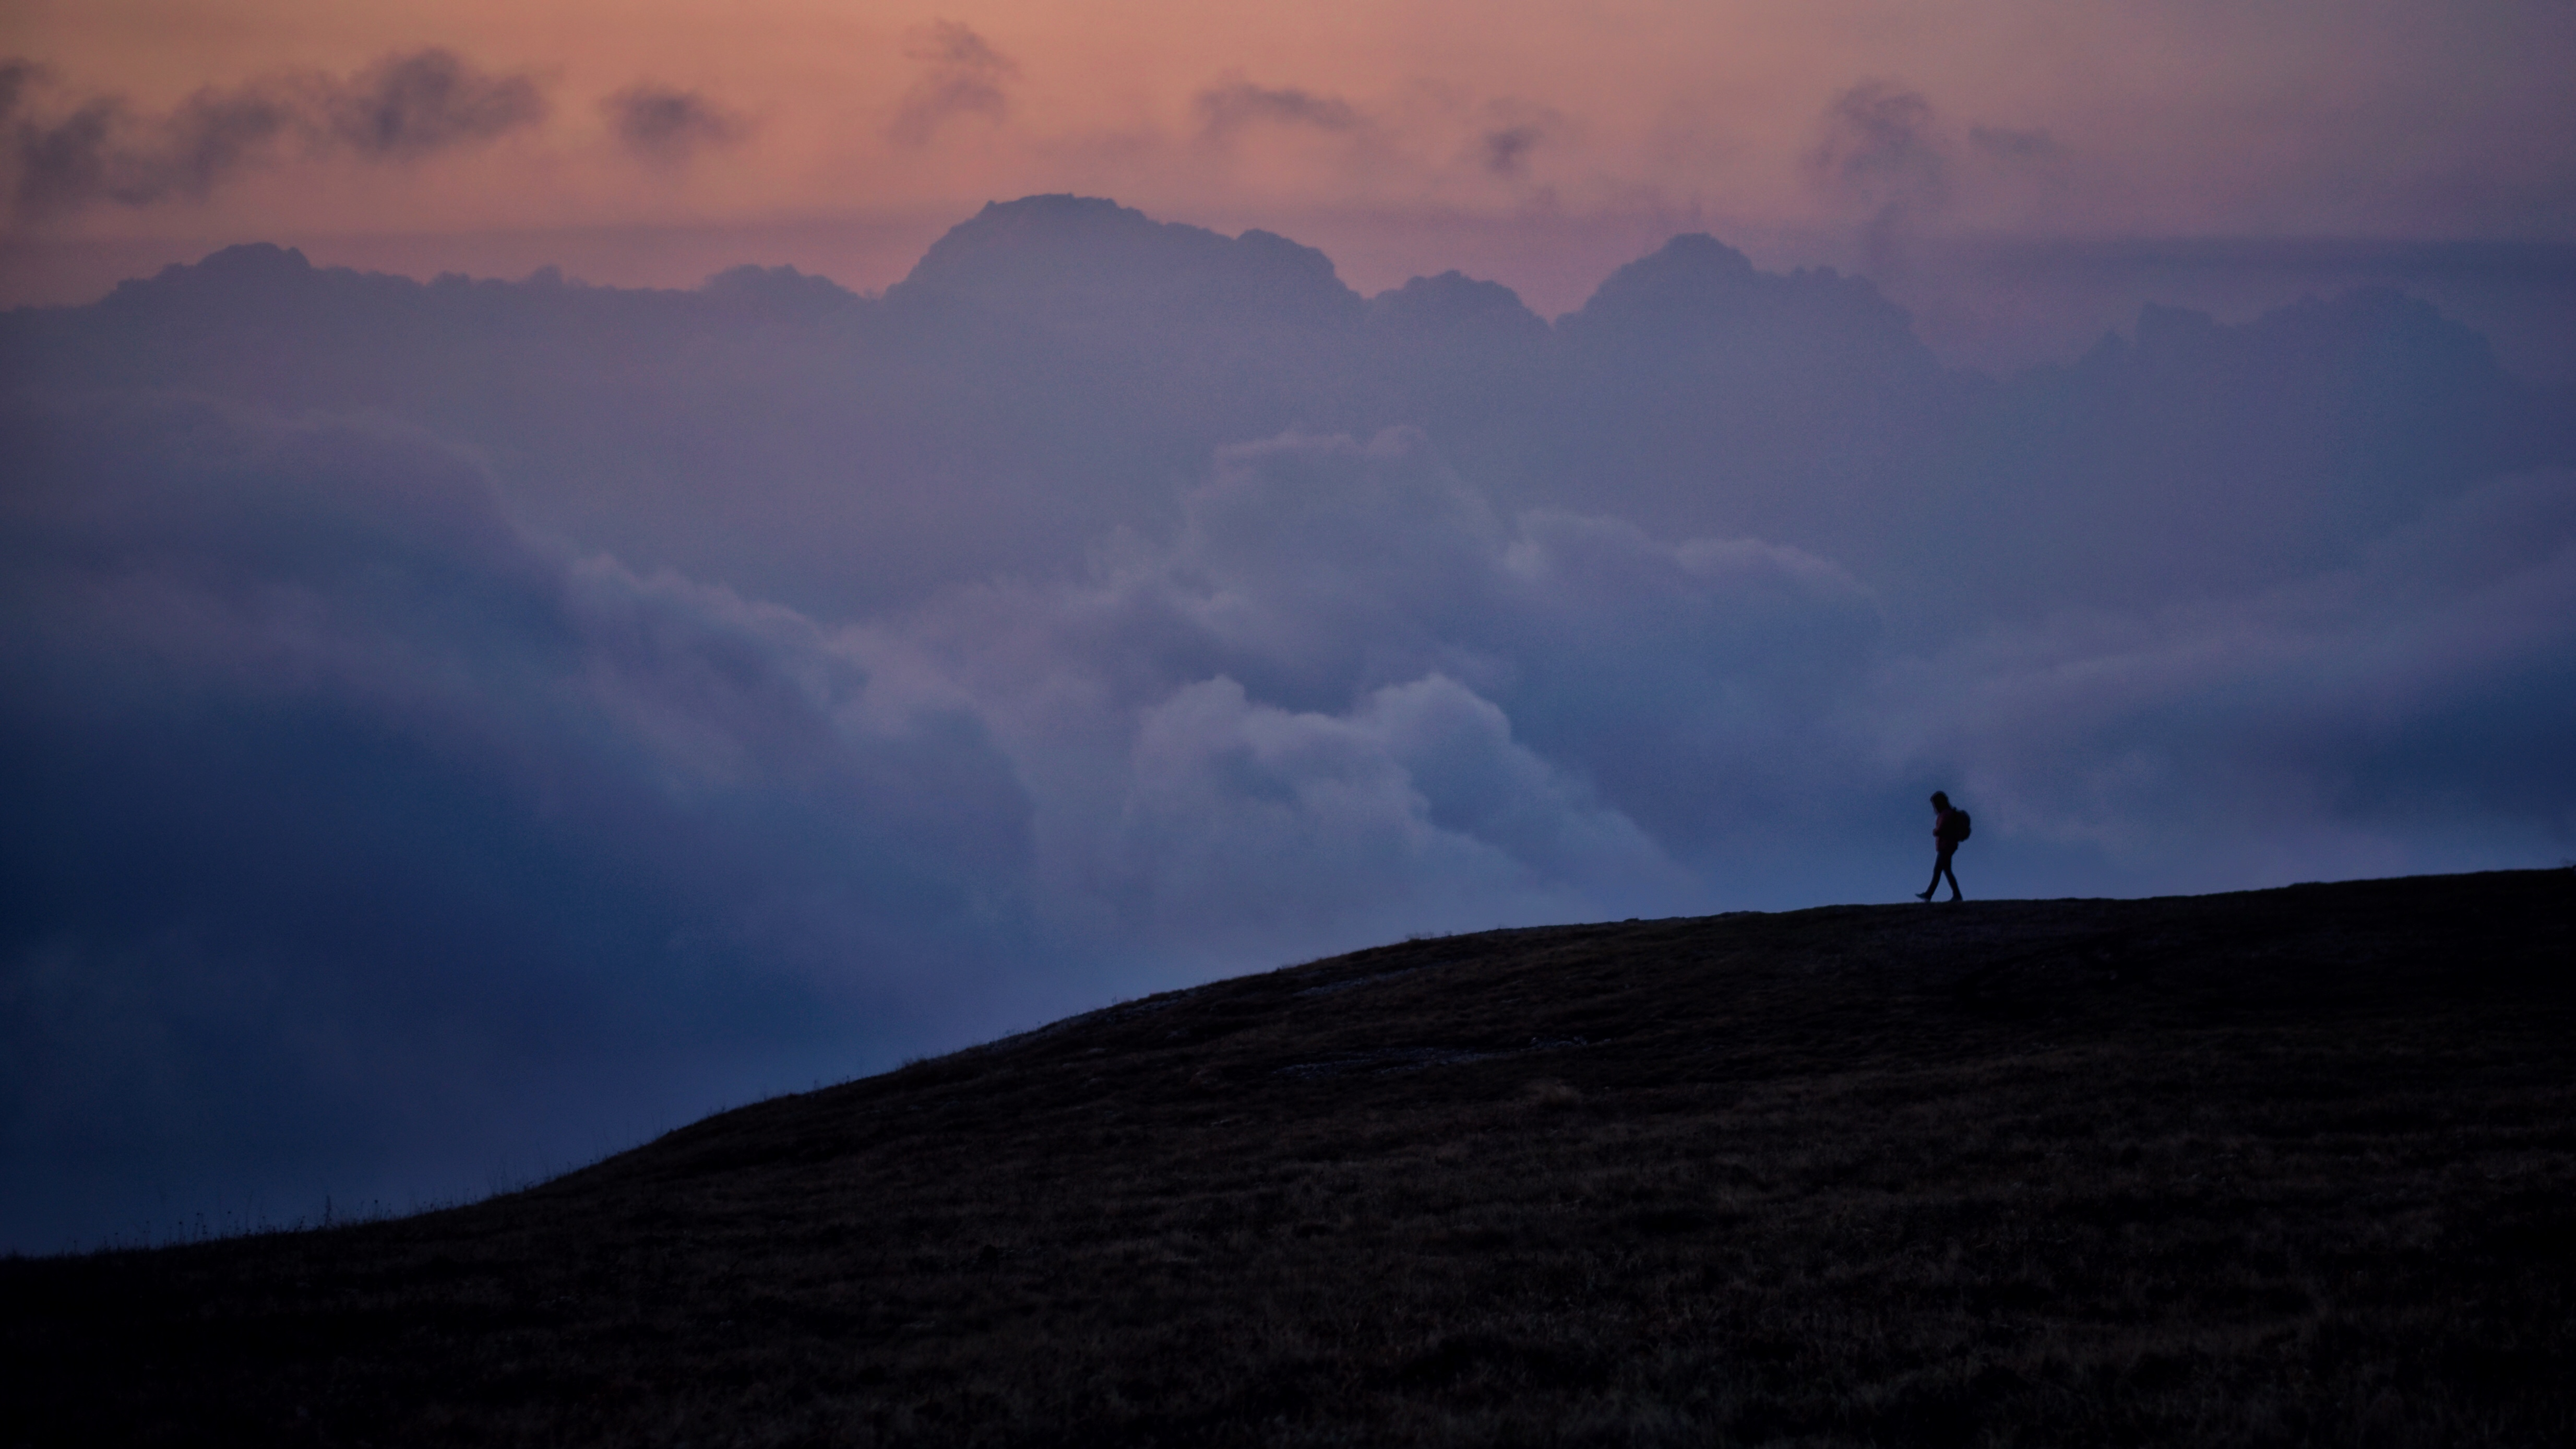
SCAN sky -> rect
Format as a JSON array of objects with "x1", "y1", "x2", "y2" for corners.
[
  {"x1": 4, "y1": 4, "x2": 2575, "y2": 1253},
  {"x1": 7, "y1": 2, "x2": 2576, "y2": 365}
]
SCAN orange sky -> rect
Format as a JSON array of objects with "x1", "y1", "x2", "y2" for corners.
[{"x1": 6, "y1": 1, "x2": 2573, "y2": 308}]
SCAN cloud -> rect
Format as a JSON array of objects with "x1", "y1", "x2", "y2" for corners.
[
  {"x1": 2, "y1": 402, "x2": 1859, "y2": 1248},
  {"x1": 4, "y1": 50, "x2": 547, "y2": 225},
  {"x1": 0, "y1": 57, "x2": 39, "y2": 125},
  {"x1": 1809, "y1": 79, "x2": 1948, "y2": 267},
  {"x1": 7, "y1": 204, "x2": 2575, "y2": 1250},
  {"x1": 603, "y1": 84, "x2": 749, "y2": 165},
  {"x1": 879, "y1": 427, "x2": 1878, "y2": 956},
  {"x1": 0, "y1": 394, "x2": 1050, "y2": 1249},
  {"x1": 1107, "y1": 672, "x2": 1682, "y2": 951},
  {"x1": 9, "y1": 98, "x2": 120, "y2": 217},
  {"x1": 1471, "y1": 100, "x2": 1567, "y2": 179},
  {"x1": 5, "y1": 72, "x2": 308, "y2": 219},
  {"x1": 1964, "y1": 123, "x2": 2072, "y2": 222},
  {"x1": 1482, "y1": 125, "x2": 1542, "y2": 176},
  {"x1": 1193, "y1": 75, "x2": 1364, "y2": 141},
  {"x1": 1866, "y1": 468, "x2": 2576, "y2": 889},
  {"x1": 1811, "y1": 80, "x2": 1943, "y2": 202},
  {"x1": 316, "y1": 49, "x2": 547, "y2": 161},
  {"x1": 888, "y1": 21, "x2": 1018, "y2": 146}
]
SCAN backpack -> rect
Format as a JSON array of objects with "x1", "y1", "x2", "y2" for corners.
[{"x1": 1952, "y1": 810, "x2": 1972, "y2": 842}]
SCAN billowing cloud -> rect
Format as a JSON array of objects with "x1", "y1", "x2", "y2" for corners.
[
  {"x1": 0, "y1": 394, "x2": 1884, "y2": 1249},
  {"x1": 1867, "y1": 468, "x2": 2576, "y2": 890},
  {"x1": 5, "y1": 203, "x2": 2574, "y2": 1251},
  {"x1": 0, "y1": 394, "x2": 1050, "y2": 1249},
  {"x1": 604, "y1": 84, "x2": 749, "y2": 165},
  {"x1": 889, "y1": 21, "x2": 1018, "y2": 146},
  {"x1": 3, "y1": 49, "x2": 547, "y2": 225},
  {"x1": 877, "y1": 427, "x2": 1878, "y2": 956},
  {"x1": 1106, "y1": 672, "x2": 1677, "y2": 950}
]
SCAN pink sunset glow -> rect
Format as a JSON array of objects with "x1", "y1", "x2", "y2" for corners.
[{"x1": 8, "y1": 1, "x2": 2573, "y2": 316}]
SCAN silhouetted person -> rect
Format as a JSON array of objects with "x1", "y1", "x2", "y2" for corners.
[{"x1": 1918, "y1": 791, "x2": 1969, "y2": 901}]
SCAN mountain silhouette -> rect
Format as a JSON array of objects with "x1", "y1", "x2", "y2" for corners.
[
  {"x1": 1366, "y1": 269, "x2": 1547, "y2": 339},
  {"x1": 6, "y1": 196, "x2": 2562, "y2": 624},
  {"x1": 890, "y1": 194, "x2": 1365, "y2": 334}
]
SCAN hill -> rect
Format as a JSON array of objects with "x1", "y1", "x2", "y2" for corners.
[{"x1": 6, "y1": 870, "x2": 2574, "y2": 1446}]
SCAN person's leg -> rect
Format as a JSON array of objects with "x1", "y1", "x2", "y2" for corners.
[
  {"x1": 1938, "y1": 850, "x2": 1962, "y2": 901},
  {"x1": 1918, "y1": 851, "x2": 1940, "y2": 900}
]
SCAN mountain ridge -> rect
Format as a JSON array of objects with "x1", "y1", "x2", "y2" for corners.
[{"x1": 7, "y1": 868, "x2": 2571, "y2": 1445}]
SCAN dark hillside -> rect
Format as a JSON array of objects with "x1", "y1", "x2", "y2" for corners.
[{"x1": 7, "y1": 870, "x2": 2574, "y2": 1446}]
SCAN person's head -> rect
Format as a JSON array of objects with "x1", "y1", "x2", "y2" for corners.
[{"x1": 1929, "y1": 791, "x2": 1951, "y2": 810}]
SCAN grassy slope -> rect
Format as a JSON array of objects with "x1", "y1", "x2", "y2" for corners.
[{"x1": 6, "y1": 871, "x2": 2575, "y2": 1447}]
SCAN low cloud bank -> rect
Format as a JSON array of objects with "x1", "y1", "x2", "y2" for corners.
[
  {"x1": 4, "y1": 200, "x2": 2573, "y2": 1251},
  {"x1": 1, "y1": 398, "x2": 1048, "y2": 1248},
  {"x1": 1873, "y1": 467, "x2": 2576, "y2": 891},
  {"x1": 877, "y1": 427, "x2": 1875, "y2": 960}
]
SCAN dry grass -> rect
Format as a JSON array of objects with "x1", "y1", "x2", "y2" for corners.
[{"x1": 6, "y1": 870, "x2": 2574, "y2": 1446}]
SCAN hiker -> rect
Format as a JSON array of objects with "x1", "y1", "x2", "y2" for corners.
[{"x1": 1917, "y1": 791, "x2": 1969, "y2": 902}]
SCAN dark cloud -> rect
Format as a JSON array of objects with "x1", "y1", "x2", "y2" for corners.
[
  {"x1": 1482, "y1": 125, "x2": 1542, "y2": 175},
  {"x1": 7, "y1": 81, "x2": 309, "y2": 217},
  {"x1": 148, "y1": 87, "x2": 302, "y2": 195},
  {"x1": 888, "y1": 21, "x2": 1018, "y2": 146},
  {"x1": 1810, "y1": 79, "x2": 1948, "y2": 268},
  {"x1": 0, "y1": 57, "x2": 40, "y2": 124},
  {"x1": 1473, "y1": 100, "x2": 1564, "y2": 179},
  {"x1": 318, "y1": 49, "x2": 547, "y2": 160},
  {"x1": 3, "y1": 50, "x2": 547, "y2": 226},
  {"x1": 1812, "y1": 79, "x2": 1944, "y2": 199},
  {"x1": 9, "y1": 98, "x2": 119, "y2": 217},
  {"x1": 1193, "y1": 75, "x2": 1363, "y2": 141},
  {"x1": 603, "y1": 84, "x2": 748, "y2": 165}
]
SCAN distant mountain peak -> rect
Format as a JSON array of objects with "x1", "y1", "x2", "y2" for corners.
[
  {"x1": 892, "y1": 194, "x2": 1363, "y2": 329},
  {"x1": 1369, "y1": 270, "x2": 1545, "y2": 337},
  {"x1": 699, "y1": 263, "x2": 863, "y2": 314},
  {"x1": 109, "y1": 242, "x2": 316, "y2": 300},
  {"x1": 192, "y1": 242, "x2": 316, "y2": 279},
  {"x1": 1561, "y1": 231, "x2": 1923, "y2": 360}
]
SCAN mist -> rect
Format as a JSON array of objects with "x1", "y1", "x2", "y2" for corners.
[{"x1": 5, "y1": 195, "x2": 2572, "y2": 1253}]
